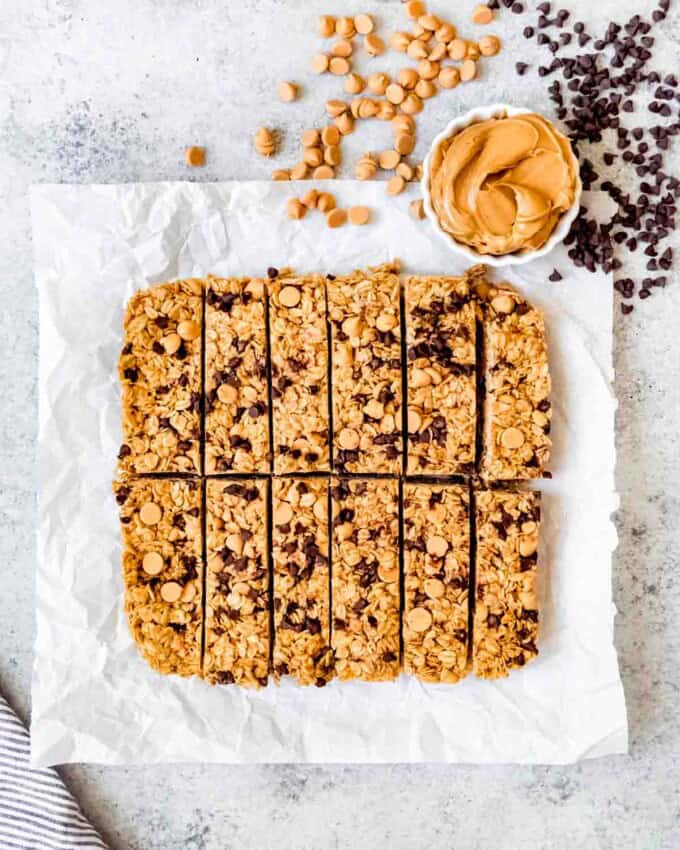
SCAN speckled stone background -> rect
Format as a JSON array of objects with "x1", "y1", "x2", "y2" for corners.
[{"x1": 1, "y1": 1, "x2": 679, "y2": 848}]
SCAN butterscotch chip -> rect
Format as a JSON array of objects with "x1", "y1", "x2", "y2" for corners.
[
  {"x1": 161, "y1": 333, "x2": 182, "y2": 355},
  {"x1": 397, "y1": 162, "x2": 415, "y2": 181},
  {"x1": 142, "y1": 552, "x2": 164, "y2": 575},
  {"x1": 326, "y1": 99, "x2": 348, "y2": 118},
  {"x1": 273, "y1": 502, "x2": 294, "y2": 526},
  {"x1": 390, "y1": 31, "x2": 412, "y2": 52},
  {"x1": 335, "y1": 112, "x2": 355, "y2": 135},
  {"x1": 314, "y1": 164, "x2": 335, "y2": 179},
  {"x1": 418, "y1": 59, "x2": 440, "y2": 80},
  {"x1": 438, "y1": 66, "x2": 460, "y2": 88},
  {"x1": 436, "y1": 22, "x2": 457, "y2": 42},
  {"x1": 395, "y1": 133, "x2": 415, "y2": 156},
  {"x1": 357, "y1": 98, "x2": 379, "y2": 118},
  {"x1": 290, "y1": 161, "x2": 309, "y2": 180},
  {"x1": 426, "y1": 535, "x2": 449, "y2": 557},
  {"x1": 354, "y1": 13, "x2": 374, "y2": 34},
  {"x1": 332, "y1": 38, "x2": 353, "y2": 58},
  {"x1": 177, "y1": 320, "x2": 200, "y2": 341},
  {"x1": 428, "y1": 42, "x2": 448, "y2": 62},
  {"x1": 401, "y1": 92, "x2": 423, "y2": 115},
  {"x1": 379, "y1": 149, "x2": 401, "y2": 170},
  {"x1": 321, "y1": 125, "x2": 341, "y2": 147},
  {"x1": 405, "y1": 0, "x2": 426, "y2": 19},
  {"x1": 286, "y1": 198, "x2": 307, "y2": 220},
  {"x1": 348, "y1": 205, "x2": 370, "y2": 225},
  {"x1": 501, "y1": 427, "x2": 525, "y2": 449},
  {"x1": 303, "y1": 146, "x2": 324, "y2": 167},
  {"x1": 279, "y1": 285, "x2": 301, "y2": 307},
  {"x1": 385, "y1": 83, "x2": 406, "y2": 105},
  {"x1": 301, "y1": 189, "x2": 319, "y2": 208},
  {"x1": 319, "y1": 15, "x2": 335, "y2": 37},
  {"x1": 393, "y1": 113, "x2": 416, "y2": 134},
  {"x1": 387, "y1": 175, "x2": 406, "y2": 195},
  {"x1": 272, "y1": 169, "x2": 290, "y2": 181},
  {"x1": 317, "y1": 192, "x2": 336, "y2": 212},
  {"x1": 397, "y1": 68, "x2": 419, "y2": 90},
  {"x1": 140, "y1": 501, "x2": 162, "y2": 525},
  {"x1": 216, "y1": 383, "x2": 237, "y2": 404},
  {"x1": 478, "y1": 34, "x2": 501, "y2": 56},
  {"x1": 344, "y1": 72, "x2": 366, "y2": 94},
  {"x1": 460, "y1": 59, "x2": 477, "y2": 81},
  {"x1": 312, "y1": 53, "x2": 330, "y2": 74},
  {"x1": 376, "y1": 101, "x2": 396, "y2": 121},
  {"x1": 326, "y1": 208, "x2": 347, "y2": 228},
  {"x1": 407, "y1": 607, "x2": 433, "y2": 632},
  {"x1": 181, "y1": 583, "x2": 196, "y2": 603},
  {"x1": 407, "y1": 39, "x2": 429, "y2": 60},
  {"x1": 324, "y1": 145, "x2": 341, "y2": 166},
  {"x1": 278, "y1": 81, "x2": 298, "y2": 102},
  {"x1": 415, "y1": 79, "x2": 436, "y2": 99},
  {"x1": 160, "y1": 581, "x2": 182, "y2": 603},
  {"x1": 364, "y1": 34, "x2": 385, "y2": 56},
  {"x1": 409, "y1": 199, "x2": 425, "y2": 219},
  {"x1": 302, "y1": 128, "x2": 321, "y2": 147},
  {"x1": 185, "y1": 146, "x2": 205, "y2": 167},
  {"x1": 355, "y1": 152, "x2": 377, "y2": 180},
  {"x1": 329, "y1": 56, "x2": 351, "y2": 75},
  {"x1": 472, "y1": 3, "x2": 494, "y2": 24},
  {"x1": 418, "y1": 13, "x2": 440, "y2": 30},
  {"x1": 466, "y1": 42, "x2": 481, "y2": 60},
  {"x1": 338, "y1": 427, "x2": 360, "y2": 449},
  {"x1": 336, "y1": 16, "x2": 356, "y2": 38},
  {"x1": 448, "y1": 38, "x2": 467, "y2": 60},
  {"x1": 491, "y1": 294, "x2": 515, "y2": 314},
  {"x1": 367, "y1": 72, "x2": 390, "y2": 95},
  {"x1": 253, "y1": 126, "x2": 276, "y2": 157}
]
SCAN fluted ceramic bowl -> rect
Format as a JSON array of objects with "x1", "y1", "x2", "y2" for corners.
[{"x1": 421, "y1": 103, "x2": 582, "y2": 268}]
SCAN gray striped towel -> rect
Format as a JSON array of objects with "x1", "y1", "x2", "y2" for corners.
[{"x1": 0, "y1": 693, "x2": 108, "y2": 850}]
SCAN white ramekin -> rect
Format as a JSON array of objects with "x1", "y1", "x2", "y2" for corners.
[{"x1": 421, "y1": 103, "x2": 582, "y2": 268}]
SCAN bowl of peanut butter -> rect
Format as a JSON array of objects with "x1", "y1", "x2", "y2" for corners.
[{"x1": 422, "y1": 104, "x2": 582, "y2": 266}]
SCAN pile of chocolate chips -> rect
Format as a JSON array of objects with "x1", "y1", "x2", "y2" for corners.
[{"x1": 490, "y1": 0, "x2": 677, "y2": 314}]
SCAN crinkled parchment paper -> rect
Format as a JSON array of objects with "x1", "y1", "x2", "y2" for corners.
[{"x1": 29, "y1": 181, "x2": 627, "y2": 766}]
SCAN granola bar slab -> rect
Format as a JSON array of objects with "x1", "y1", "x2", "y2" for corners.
[
  {"x1": 331, "y1": 477, "x2": 400, "y2": 681},
  {"x1": 327, "y1": 264, "x2": 402, "y2": 474},
  {"x1": 204, "y1": 479, "x2": 270, "y2": 687},
  {"x1": 269, "y1": 272, "x2": 330, "y2": 473},
  {"x1": 404, "y1": 273, "x2": 477, "y2": 476},
  {"x1": 272, "y1": 478, "x2": 334, "y2": 686},
  {"x1": 114, "y1": 476, "x2": 203, "y2": 677},
  {"x1": 118, "y1": 279, "x2": 203, "y2": 474},
  {"x1": 205, "y1": 276, "x2": 269, "y2": 473},
  {"x1": 473, "y1": 489, "x2": 540, "y2": 679},
  {"x1": 478, "y1": 282, "x2": 551, "y2": 480},
  {"x1": 403, "y1": 483, "x2": 470, "y2": 683}
]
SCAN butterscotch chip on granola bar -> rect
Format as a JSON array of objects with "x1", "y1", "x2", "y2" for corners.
[
  {"x1": 404, "y1": 271, "x2": 479, "y2": 475},
  {"x1": 205, "y1": 276, "x2": 270, "y2": 474},
  {"x1": 273, "y1": 478, "x2": 334, "y2": 686},
  {"x1": 114, "y1": 477, "x2": 203, "y2": 677},
  {"x1": 331, "y1": 477, "x2": 400, "y2": 681},
  {"x1": 269, "y1": 272, "x2": 330, "y2": 473},
  {"x1": 118, "y1": 279, "x2": 202, "y2": 474},
  {"x1": 477, "y1": 281, "x2": 551, "y2": 479},
  {"x1": 327, "y1": 264, "x2": 402, "y2": 474},
  {"x1": 403, "y1": 483, "x2": 470, "y2": 683},
  {"x1": 473, "y1": 489, "x2": 540, "y2": 679},
  {"x1": 204, "y1": 479, "x2": 270, "y2": 687}
]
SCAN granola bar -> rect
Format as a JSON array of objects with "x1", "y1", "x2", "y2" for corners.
[
  {"x1": 204, "y1": 479, "x2": 270, "y2": 687},
  {"x1": 403, "y1": 483, "x2": 470, "y2": 683},
  {"x1": 269, "y1": 272, "x2": 330, "y2": 473},
  {"x1": 114, "y1": 476, "x2": 203, "y2": 677},
  {"x1": 272, "y1": 478, "x2": 334, "y2": 686},
  {"x1": 118, "y1": 279, "x2": 202, "y2": 474},
  {"x1": 404, "y1": 272, "x2": 478, "y2": 476},
  {"x1": 473, "y1": 489, "x2": 540, "y2": 679},
  {"x1": 327, "y1": 264, "x2": 402, "y2": 474},
  {"x1": 331, "y1": 477, "x2": 400, "y2": 681},
  {"x1": 478, "y1": 282, "x2": 551, "y2": 479},
  {"x1": 205, "y1": 276, "x2": 269, "y2": 473}
]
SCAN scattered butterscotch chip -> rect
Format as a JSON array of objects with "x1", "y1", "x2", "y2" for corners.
[
  {"x1": 290, "y1": 161, "x2": 309, "y2": 180},
  {"x1": 418, "y1": 59, "x2": 440, "y2": 80},
  {"x1": 332, "y1": 39, "x2": 353, "y2": 58},
  {"x1": 472, "y1": 4, "x2": 494, "y2": 24},
  {"x1": 397, "y1": 161, "x2": 415, "y2": 181},
  {"x1": 358, "y1": 98, "x2": 379, "y2": 118},
  {"x1": 324, "y1": 144, "x2": 341, "y2": 166},
  {"x1": 272, "y1": 169, "x2": 290, "y2": 181},
  {"x1": 336, "y1": 16, "x2": 356, "y2": 39},
  {"x1": 448, "y1": 38, "x2": 467, "y2": 60},
  {"x1": 321, "y1": 125, "x2": 341, "y2": 147},
  {"x1": 438, "y1": 66, "x2": 461, "y2": 88},
  {"x1": 409, "y1": 198, "x2": 426, "y2": 219},
  {"x1": 355, "y1": 152, "x2": 378, "y2": 180},
  {"x1": 279, "y1": 285, "x2": 301, "y2": 307},
  {"x1": 348, "y1": 205, "x2": 371, "y2": 225},
  {"x1": 418, "y1": 13, "x2": 440, "y2": 31},
  {"x1": 460, "y1": 58, "x2": 477, "y2": 81},
  {"x1": 500, "y1": 427, "x2": 525, "y2": 449},
  {"x1": 301, "y1": 188, "x2": 319, "y2": 209},
  {"x1": 390, "y1": 31, "x2": 412, "y2": 52},
  {"x1": 426, "y1": 535, "x2": 449, "y2": 557},
  {"x1": 387, "y1": 175, "x2": 406, "y2": 195},
  {"x1": 177, "y1": 319, "x2": 200, "y2": 341},
  {"x1": 326, "y1": 99, "x2": 348, "y2": 118},
  {"x1": 329, "y1": 56, "x2": 351, "y2": 75},
  {"x1": 364, "y1": 34, "x2": 385, "y2": 56},
  {"x1": 160, "y1": 581, "x2": 183, "y2": 603},
  {"x1": 368, "y1": 72, "x2": 390, "y2": 95},
  {"x1": 161, "y1": 333, "x2": 181, "y2": 355},
  {"x1": 407, "y1": 607, "x2": 432, "y2": 632},
  {"x1": 414, "y1": 162, "x2": 423, "y2": 180},
  {"x1": 405, "y1": 0, "x2": 426, "y2": 19},
  {"x1": 326, "y1": 208, "x2": 348, "y2": 228},
  {"x1": 428, "y1": 42, "x2": 448, "y2": 62},
  {"x1": 334, "y1": 112, "x2": 355, "y2": 135},
  {"x1": 142, "y1": 552, "x2": 164, "y2": 576},
  {"x1": 376, "y1": 100, "x2": 396, "y2": 121},
  {"x1": 435, "y1": 22, "x2": 457, "y2": 42},
  {"x1": 354, "y1": 13, "x2": 374, "y2": 35},
  {"x1": 314, "y1": 164, "x2": 335, "y2": 179},
  {"x1": 401, "y1": 92, "x2": 423, "y2": 114},
  {"x1": 385, "y1": 82, "x2": 406, "y2": 105},
  {"x1": 407, "y1": 39, "x2": 429, "y2": 60},
  {"x1": 344, "y1": 72, "x2": 366, "y2": 94},
  {"x1": 317, "y1": 192, "x2": 336, "y2": 212},
  {"x1": 311, "y1": 53, "x2": 330, "y2": 74},
  {"x1": 278, "y1": 81, "x2": 298, "y2": 102},
  {"x1": 395, "y1": 133, "x2": 415, "y2": 156},
  {"x1": 412, "y1": 22, "x2": 428, "y2": 39},
  {"x1": 140, "y1": 502, "x2": 162, "y2": 526},
  {"x1": 478, "y1": 34, "x2": 501, "y2": 56},
  {"x1": 286, "y1": 198, "x2": 307, "y2": 220},
  {"x1": 379, "y1": 149, "x2": 401, "y2": 170},
  {"x1": 393, "y1": 113, "x2": 416, "y2": 135},
  {"x1": 303, "y1": 146, "x2": 324, "y2": 167},
  {"x1": 302, "y1": 128, "x2": 321, "y2": 148},
  {"x1": 415, "y1": 79, "x2": 436, "y2": 99},
  {"x1": 398, "y1": 67, "x2": 419, "y2": 90},
  {"x1": 466, "y1": 42, "x2": 481, "y2": 60},
  {"x1": 185, "y1": 146, "x2": 205, "y2": 167},
  {"x1": 319, "y1": 15, "x2": 335, "y2": 38},
  {"x1": 254, "y1": 126, "x2": 276, "y2": 157},
  {"x1": 338, "y1": 426, "x2": 360, "y2": 448}
]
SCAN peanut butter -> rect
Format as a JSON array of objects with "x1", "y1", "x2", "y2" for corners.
[{"x1": 428, "y1": 112, "x2": 579, "y2": 255}]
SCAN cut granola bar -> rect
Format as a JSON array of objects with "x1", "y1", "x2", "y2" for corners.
[
  {"x1": 331, "y1": 477, "x2": 400, "y2": 681},
  {"x1": 327, "y1": 264, "x2": 402, "y2": 474},
  {"x1": 272, "y1": 478, "x2": 334, "y2": 686},
  {"x1": 114, "y1": 476, "x2": 203, "y2": 676},
  {"x1": 404, "y1": 272, "x2": 478, "y2": 475},
  {"x1": 473, "y1": 489, "x2": 540, "y2": 679},
  {"x1": 204, "y1": 479, "x2": 270, "y2": 687},
  {"x1": 269, "y1": 272, "x2": 330, "y2": 473},
  {"x1": 403, "y1": 483, "x2": 470, "y2": 683},
  {"x1": 478, "y1": 282, "x2": 551, "y2": 479},
  {"x1": 118, "y1": 279, "x2": 203, "y2": 474},
  {"x1": 205, "y1": 276, "x2": 269, "y2": 473}
]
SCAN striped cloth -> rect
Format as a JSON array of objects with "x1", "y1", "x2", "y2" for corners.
[{"x1": 0, "y1": 693, "x2": 108, "y2": 850}]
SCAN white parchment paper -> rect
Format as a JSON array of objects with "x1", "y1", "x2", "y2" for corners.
[{"x1": 29, "y1": 181, "x2": 627, "y2": 766}]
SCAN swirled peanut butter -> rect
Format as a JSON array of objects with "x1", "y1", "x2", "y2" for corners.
[{"x1": 428, "y1": 112, "x2": 579, "y2": 255}]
